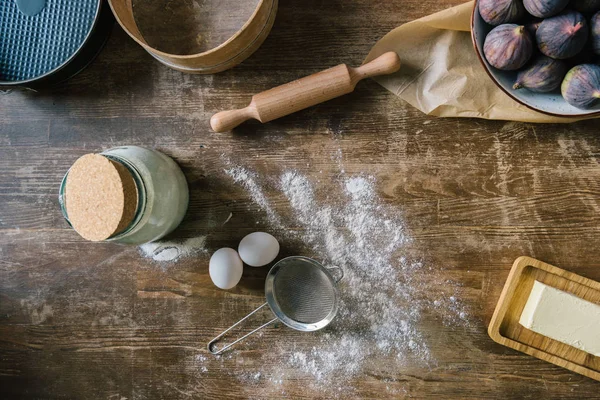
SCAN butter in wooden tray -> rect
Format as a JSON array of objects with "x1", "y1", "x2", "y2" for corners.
[{"x1": 519, "y1": 280, "x2": 600, "y2": 357}]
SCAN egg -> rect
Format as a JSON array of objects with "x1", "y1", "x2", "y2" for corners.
[
  {"x1": 238, "y1": 232, "x2": 280, "y2": 267},
  {"x1": 209, "y1": 248, "x2": 243, "y2": 290}
]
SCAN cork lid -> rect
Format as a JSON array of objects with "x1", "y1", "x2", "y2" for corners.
[{"x1": 65, "y1": 154, "x2": 138, "y2": 241}]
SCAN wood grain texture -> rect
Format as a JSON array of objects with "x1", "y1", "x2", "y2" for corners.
[
  {"x1": 1, "y1": 0, "x2": 600, "y2": 398},
  {"x1": 489, "y1": 256, "x2": 600, "y2": 381}
]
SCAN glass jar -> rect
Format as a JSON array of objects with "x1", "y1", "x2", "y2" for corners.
[{"x1": 59, "y1": 146, "x2": 189, "y2": 245}]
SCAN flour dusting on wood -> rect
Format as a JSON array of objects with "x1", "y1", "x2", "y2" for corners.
[{"x1": 222, "y1": 162, "x2": 470, "y2": 395}]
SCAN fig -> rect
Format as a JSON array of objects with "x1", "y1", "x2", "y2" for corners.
[
  {"x1": 524, "y1": 0, "x2": 569, "y2": 17},
  {"x1": 561, "y1": 64, "x2": 600, "y2": 108},
  {"x1": 479, "y1": 0, "x2": 526, "y2": 25},
  {"x1": 484, "y1": 24, "x2": 533, "y2": 70},
  {"x1": 592, "y1": 11, "x2": 600, "y2": 55},
  {"x1": 571, "y1": 0, "x2": 600, "y2": 13},
  {"x1": 536, "y1": 11, "x2": 589, "y2": 59},
  {"x1": 513, "y1": 56, "x2": 568, "y2": 92}
]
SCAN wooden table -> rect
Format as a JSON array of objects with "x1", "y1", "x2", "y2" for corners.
[{"x1": 1, "y1": 0, "x2": 600, "y2": 398}]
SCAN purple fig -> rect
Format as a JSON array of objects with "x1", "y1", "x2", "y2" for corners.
[
  {"x1": 561, "y1": 64, "x2": 600, "y2": 108},
  {"x1": 536, "y1": 11, "x2": 589, "y2": 59},
  {"x1": 513, "y1": 56, "x2": 568, "y2": 92},
  {"x1": 592, "y1": 11, "x2": 600, "y2": 55},
  {"x1": 571, "y1": 0, "x2": 600, "y2": 13},
  {"x1": 484, "y1": 24, "x2": 533, "y2": 70},
  {"x1": 524, "y1": 0, "x2": 569, "y2": 17},
  {"x1": 479, "y1": 0, "x2": 526, "y2": 25}
]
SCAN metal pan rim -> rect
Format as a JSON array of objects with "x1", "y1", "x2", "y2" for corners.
[{"x1": 0, "y1": 0, "x2": 103, "y2": 86}]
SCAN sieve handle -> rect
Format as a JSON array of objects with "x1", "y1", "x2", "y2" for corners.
[
  {"x1": 207, "y1": 302, "x2": 278, "y2": 355},
  {"x1": 327, "y1": 266, "x2": 344, "y2": 283}
]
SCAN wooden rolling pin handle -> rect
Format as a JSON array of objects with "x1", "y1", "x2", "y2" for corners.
[
  {"x1": 349, "y1": 51, "x2": 402, "y2": 85},
  {"x1": 210, "y1": 104, "x2": 259, "y2": 134},
  {"x1": 210, "y1": 52, "x2": 401, "y2": 132}
]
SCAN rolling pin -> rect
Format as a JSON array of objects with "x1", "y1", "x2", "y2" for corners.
[{"x1": 210, "y1": 51, "x2": 401, "y2": 132}]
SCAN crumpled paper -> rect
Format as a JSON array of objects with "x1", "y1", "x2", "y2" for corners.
[{"x1": 365, "y1": 1, "x2": 592, "y2": 123}]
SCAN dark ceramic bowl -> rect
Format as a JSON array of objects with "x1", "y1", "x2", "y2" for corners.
[{"x1": 471, "y1": 0, "x2": 600, "y2": 118}]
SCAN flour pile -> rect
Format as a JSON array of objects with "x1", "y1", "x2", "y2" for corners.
[
  {"x1": 139, "y1": 236, "x2": 207, "y2": 263},
  {"x1": 224, "y1": 165, "x2": 469, "y2": 388}
]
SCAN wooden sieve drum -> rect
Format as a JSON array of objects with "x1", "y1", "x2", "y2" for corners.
[{"x1": 108, "y1": 0, "x2": 277, "y2": 74}]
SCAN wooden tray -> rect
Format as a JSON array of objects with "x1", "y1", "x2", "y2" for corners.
[{"x1": 488, "y1": 256, "x2": 600, "y2": 381}]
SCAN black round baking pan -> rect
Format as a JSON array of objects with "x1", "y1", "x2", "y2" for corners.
[{"x1": 0, "y1": 0, "x2": 114, "y2": 90}]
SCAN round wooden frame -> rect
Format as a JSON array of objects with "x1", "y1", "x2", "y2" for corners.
[{"x1": 108, "y1": 0, "x2": 278, "y2": 74}]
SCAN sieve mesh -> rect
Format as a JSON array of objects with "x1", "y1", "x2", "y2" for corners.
[{"x1": 272, "y1": 261, "x2": 336, "y2": 324}]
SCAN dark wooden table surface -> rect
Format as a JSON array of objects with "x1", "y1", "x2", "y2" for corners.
[{"x1": 2, "y1": 0, "x2": 600, "y2": 398}]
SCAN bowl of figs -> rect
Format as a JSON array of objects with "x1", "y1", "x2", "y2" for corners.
[{"x1": 472, "y1": 0, "x2": 600, "y2": 117}]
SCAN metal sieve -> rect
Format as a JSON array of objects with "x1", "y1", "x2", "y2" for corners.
[{"x1": 208, "y1": 256, "x2": 343, "y2": 355}]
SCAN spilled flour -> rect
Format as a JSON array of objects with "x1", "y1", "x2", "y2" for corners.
[
  {"x1": 222, "y1": 164, "x2": 470, "y2": 393},
  {"x1": 139, "y1": 236, "x2": 207, "y2": 263}
]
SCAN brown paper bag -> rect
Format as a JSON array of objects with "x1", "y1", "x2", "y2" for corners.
[{"x1": 365, "y1": 1, "x2": 592, "y2": 123}]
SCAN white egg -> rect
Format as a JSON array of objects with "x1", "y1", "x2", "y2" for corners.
[
  {"x1": 238, "y1": 232, "x2": 280, "y2": 267},
  {"x1": 209, "y1": 248, "x2": 243, "y2": 290}
]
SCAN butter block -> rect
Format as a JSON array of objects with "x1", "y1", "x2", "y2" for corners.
[{"x1": 519, "y1": 280, "x2": 600, "y2": 357}]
